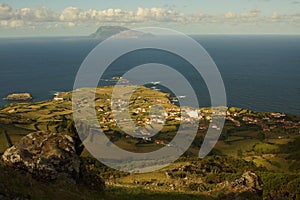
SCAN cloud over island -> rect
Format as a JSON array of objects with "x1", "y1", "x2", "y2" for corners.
[{"x1": 0, "y1": 2, "x2": 299, "y2": 35}]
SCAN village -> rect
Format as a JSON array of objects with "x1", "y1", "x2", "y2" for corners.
[{"x1": 68, "y1": 87, "x2": 300, "y2": 147}]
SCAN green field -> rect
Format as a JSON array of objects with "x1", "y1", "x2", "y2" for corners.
[
  {"x1": 0, "y1": 132, "x2": 9, "y2": 153},
  {"x1": 0, "y1": 86, "x2": 300, "y2": 199}
]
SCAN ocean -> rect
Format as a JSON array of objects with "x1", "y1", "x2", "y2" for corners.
[{"x1": 0, "y1": 35, "x2": 299, "y2": 116}]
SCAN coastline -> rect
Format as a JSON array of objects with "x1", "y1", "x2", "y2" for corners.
[{"x1": 1, "y1": 86, "x2": 299, "y2": 118}]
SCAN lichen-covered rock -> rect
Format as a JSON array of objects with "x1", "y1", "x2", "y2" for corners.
[
  {"x1": 2, "y1": 131, "x2": 80, "y2": 181},
  {"x1": 214, "y1": 171, "x2": 263, "y2": 199}
]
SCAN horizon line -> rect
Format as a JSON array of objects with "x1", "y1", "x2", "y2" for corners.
[{"x1": 0, "y1": 33, "x2": 300, "y2": 39}]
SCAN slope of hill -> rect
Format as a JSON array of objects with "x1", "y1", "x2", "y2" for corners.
[{"x1": 0, "y1": 86, "x2": 300, "y2": 199}]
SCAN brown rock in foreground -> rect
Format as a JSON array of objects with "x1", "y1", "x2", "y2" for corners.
[
  {"x1": 1, "y1": 131, "x2": 105, "y2": 191},
  {"x1": 2, "y1": 131, "x2": 80, "y2": 180},
  {"x1": 4, "y1": 93, "x2": 32, "y2": 101}
]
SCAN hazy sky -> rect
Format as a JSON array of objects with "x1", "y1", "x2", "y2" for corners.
[{"x1": 0, "y1": 0, "x2": 299, "y2": 37}]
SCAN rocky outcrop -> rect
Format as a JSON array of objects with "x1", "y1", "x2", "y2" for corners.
[
  {"x1": 1, "y1": 131, "x2": 105, "y2": 191},
  {"x1": 214, "y1": 171, "x2": 263, "y2": 199},
  {"x1": 4, "y1": 93, "x2": 32, "y2": 101},
  {"x1": 1, "y1": 131, "x2": 105, "y2": 190},
  {"x1": 2, "y1": 131, "x2": 80, "y2": 181}
]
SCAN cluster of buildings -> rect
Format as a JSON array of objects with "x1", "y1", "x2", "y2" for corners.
[
  {"x1": 75, "y1": 92, "x2": 300, "y2": 142},
  {"x1": 226, "y1": 110, "x2": 300, "y2": 132}
]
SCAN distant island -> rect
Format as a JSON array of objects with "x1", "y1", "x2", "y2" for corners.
[{"x1": 90, "y1": 26, "x2": 152, "y2": 39}]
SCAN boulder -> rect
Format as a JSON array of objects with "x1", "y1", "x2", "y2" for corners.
[
  {"x1": 2, "y1": 131, "x2": 80, "y2": 181},
  {"x1": 1, "y1": 131, "x2": 105, "y2": 191}
]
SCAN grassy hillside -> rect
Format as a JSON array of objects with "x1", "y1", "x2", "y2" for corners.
[{"x1": 0, "y1": 86, "x2": 300, "y2": 199}]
